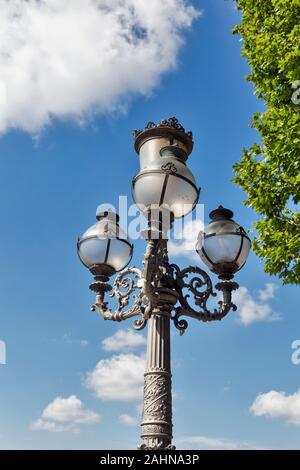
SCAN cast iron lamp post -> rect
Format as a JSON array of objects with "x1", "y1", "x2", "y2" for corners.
[{"x1": 77, "y1": 117, "x2": 251, "y2": 450}]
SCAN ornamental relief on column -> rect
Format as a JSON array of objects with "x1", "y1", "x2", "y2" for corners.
[{"x1": 142, "y1": 374, "x2": 172, "y2": 422}]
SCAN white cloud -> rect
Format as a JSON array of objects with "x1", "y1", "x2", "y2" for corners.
[
  {"x1": 177, "y1": 435, "x2": 264, "y2": 450},
  {"x1": 118, "y1": 414, "x2": 138, "y2": 427},
  {"x1": 30, "y1": 419, "x2": 78, "y2": 434},
  {"x1": 30, "y1": 395, "x2": 100, "y2": 433},
  {"x1": 42, "y1": 395, "x2": 100, "y2": 424},
  {"x1": 102, "y1": 329, "x2": 146, "y2": 352},
  {"x1": 0, "y1": 82, "x2": 6, "y2": 106},
  {"x1": 84, "y1": 353, "x2": 145, "y2": 402},
  {"x1": 250, "y1": 389, "x2": 300, "y2": 426},
  {"x1": 168, "y1": 219, "x2": 203, "y2": 261},
  {"x1": 258, "y1": 283, "x2": 277, "y2": 302},
  {"x1": 233, "y1": 284, "x2": 281, "y2": 325},
  {"x1": 0, "y1": 0, "x2": 199, "y2": 134}
]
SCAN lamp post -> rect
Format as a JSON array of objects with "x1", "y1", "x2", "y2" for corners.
[{"x1": 77, "y1": 117, "x2": 251, "y2": 450}]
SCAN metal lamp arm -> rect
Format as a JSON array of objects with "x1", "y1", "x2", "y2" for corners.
[
  {"x1": 90, "y1": 236, "x2": 167, "y2": 328},
  {"x1": 90, "y1": 266, "x2": 147, "y2": 330},
  {"x1": 171, "y1": 265, "x2": 239, "y2": 335}
]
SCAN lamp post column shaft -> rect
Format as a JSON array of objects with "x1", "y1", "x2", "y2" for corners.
[{"x1": 140, "y1": 309, "x2": 173, "y2": 449}]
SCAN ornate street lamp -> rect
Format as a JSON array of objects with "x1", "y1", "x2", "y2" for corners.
[{"x1": 77, "y1": 117, "x2": 251, "y2": 450}]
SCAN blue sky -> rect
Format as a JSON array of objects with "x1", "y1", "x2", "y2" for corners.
[{"x1": 0, "y1": 0, "x2": 299, "y2": 450}]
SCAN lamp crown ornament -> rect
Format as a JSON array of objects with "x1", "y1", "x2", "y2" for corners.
[
  {"x1": 77, "y1": 117, "x2": 251, "y2": 450},
  {"x1": 134, "y1": 116, "x2": 193, "y2": 138},
  {"x1": 209, "y1": 205, "x2": 234, "y2": 221},
  {"x1": 133, "y1": 116, "x2": 194, "y2": 157}
]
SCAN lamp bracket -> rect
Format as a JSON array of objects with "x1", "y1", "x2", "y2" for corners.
[{"x1": 90, "y1": 238, "x2": 239, "y2": 335}]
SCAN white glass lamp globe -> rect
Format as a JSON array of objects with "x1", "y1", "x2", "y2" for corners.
[
  {"x1": 77, "y1": 209, "x2": 133, "y2": 274},
  {"x1": 196, "y1": 206, "x2": 251, "y2": 278},
  {"x1": 132, "y1": 153, "x2": 199, "y2": 219}
]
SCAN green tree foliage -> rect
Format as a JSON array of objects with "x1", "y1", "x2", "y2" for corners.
[{"x1": 232, "y1": 0, "x2": 300, "y2": 284}]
